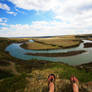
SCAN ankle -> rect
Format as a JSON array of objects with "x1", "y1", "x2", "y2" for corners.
[{"x1": 73, "y1": 83, "x2": 79, "y2": 92}]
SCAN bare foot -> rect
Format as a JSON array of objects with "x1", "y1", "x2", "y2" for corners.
[
  {"x1": 48, "y1": 74, "x2": 55, "y2": 92},
  {"x1": 70, "y1": 76, "x2": 79, "y2": 92}
]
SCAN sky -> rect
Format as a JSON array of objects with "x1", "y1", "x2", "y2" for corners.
[{"x1": 0, "y1": 0, "x2": 92, "y2": 37}]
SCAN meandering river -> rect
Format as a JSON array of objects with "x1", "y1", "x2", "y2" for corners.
[{"x1": 5, "y1": 40, "x2": 92, "y2": 66}]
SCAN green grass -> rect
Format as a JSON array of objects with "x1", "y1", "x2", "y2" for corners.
[
  {"x1": 0, "y1": 60, "x2": 10, "y2": 66},
  {"x1": 31, "y1": 62, "x2": 92, "y2": 82},
  {"x1": 0, "y1": 74, "x2": 28, "y2": 92},
  {"x1": 0, "y1": 70, "x2": 14, "y2": 79},
  {"x1": 52, "y1": 63, "x2": 92, "y2": 82}
]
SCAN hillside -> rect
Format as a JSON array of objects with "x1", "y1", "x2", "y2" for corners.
[{"x1": 0, "y1": 35, "x2": 92, "y2": 92}]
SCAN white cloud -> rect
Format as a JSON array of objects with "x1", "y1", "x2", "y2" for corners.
[
  {"x1": 0, "y1": 22, "x2": 7, "y2": 26},
  {"x1": 0, "y1": 18, "x2": 3, "y2": 22},
  {"x1": 0, "y1": 3, "x2": 10, "y2": 11},
  {"x1": 0, "y1": 3, "x2": 17, "y2": 16},
  {"x1": 8, "y1": 0, "x2": 92, "y2": 27},
  {"x1": 0, "y1": 20, "x2": 92, "y2": 37},
  {"x1": 0, "y1": 18, "x2": 8, "y2": 22},
  {"x1": 0, "y1": 0, "x2": 92, "y2": 37},
  {"x1": 9, "y1": 0, "x2": 60, "y2": 11},
  {"x1": 0, "y1": 18, "x2": 8, "y2": 26},
  {"x1": 8, "y1": 0, "x2": 92, "y2": 13},
  {"x1": 7, "y1": 11, "x2": 17, "y2": 16}
]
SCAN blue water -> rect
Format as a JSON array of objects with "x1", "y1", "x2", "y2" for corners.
[
  {"x1": 5, "y1": 40, "x2": 92, "y2": 66},
  {"x1": 29, "y1": 40, "x2": 34, "y2": 42}
]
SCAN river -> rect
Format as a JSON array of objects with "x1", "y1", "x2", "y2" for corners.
[{"x1": 5, "y1": 40, "x2": 92, "y2": 66}]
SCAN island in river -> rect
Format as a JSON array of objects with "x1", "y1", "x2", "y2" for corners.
[{"x1": 20, "y1": 35, "x2": 82, "y2": 50}]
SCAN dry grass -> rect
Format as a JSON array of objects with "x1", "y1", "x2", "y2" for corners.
[
  {"x1": 34, "y1": 36, "x2": 81, "y2": 48},
  {"x1": 24, "y1": 68, "x2": 91, "y2": 92},
  {"x1": 0, "y1": 62, "x2": 20, "y2": 76},
  {"x1": 21, "y1": 42, "x2": 59, "y2": 50},
  {"x1": 8, "y1": 38, "x2": 32, "y2": 41},
  {"x1": 88, "y1": 38, "x2": 92, "y2": 41},
  {"x1": 52, "y1": 35, "x2": 77, "y2": 40},
  {"x1": 21, "y1": 35, "x2": 81, "y2": 50}
]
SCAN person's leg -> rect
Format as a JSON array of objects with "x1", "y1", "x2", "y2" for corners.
[
  {"x1": 72, "y1": 83, "x2": 79, "y2": 92},
  {"x1": 70, "y1": 76, "x2": 79, "y2": 92},
  {"x1": 48, "y1": 74, "x2": 55, "y2": 92},
  {"x1": 49, "y1": 82, "x2": 54, "y2": 92},
  {"x1": 48, "y1": 74, "x2": 79, "y2": 92}
]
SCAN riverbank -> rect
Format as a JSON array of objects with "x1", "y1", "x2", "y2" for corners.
[
  {"x1": 26, "y1": 50, "x2": 86, "y2": 57},
  {"x1": 84, "y1": 43, "x2": 92, "y2": 48},
  {"x1": 77, "y1": 62, "x2": 92, "y2": 72}
]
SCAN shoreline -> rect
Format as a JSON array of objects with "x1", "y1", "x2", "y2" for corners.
[{"x1": 77, "y1": 62, "x2": 92, "y2": 72}]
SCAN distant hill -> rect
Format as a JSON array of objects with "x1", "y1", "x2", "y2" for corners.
[{"x1": 1, "y1": 33, "x2": 92, "y2": 39}]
